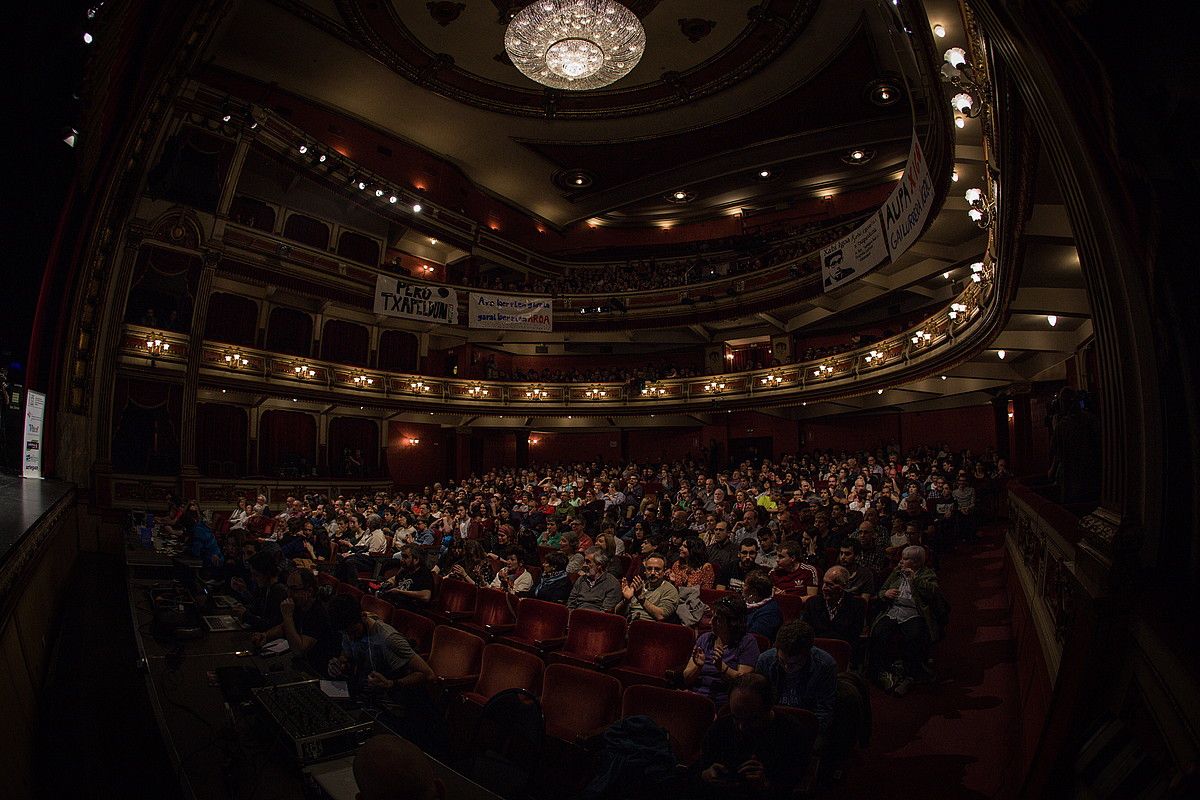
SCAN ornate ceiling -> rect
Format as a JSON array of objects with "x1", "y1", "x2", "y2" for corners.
[{"x1": 201, "y1": 0, "x2": 930, "y2": 232}]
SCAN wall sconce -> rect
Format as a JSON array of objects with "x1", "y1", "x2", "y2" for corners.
[
  {"x1": 703, "y1": 381, "x2": 726, "y2": 394},
  {"x1": 144, "y1": 335, "x2": 170, "y2": 364},
  {"x1": 224, "y1": 351, "x2": 249, "y2": 368},
  {"x1": 910, "y1": 330, "x2": 933, "y2": 345},
  {"x1": 641, "y1": 384, "x2": 667, "y2": 397},
  {"x1": 585, "y1": 386, "x2": 608, "y2": 399},
  {"x1": 526, "y1": 387, "x2": 548, "y2": 399},
  {"x1": 467, "y1": 384, "x2": 488, "y2": 398},
  {"x1": 294, "y1": 364, "x2": 316, "y2": 379},
  {"x1": 761, "y1": 373, "x2": 784, "y2": 386},
  {"x1": 410, "y1": 380, "x2": 430, "y2": 393},
  {"x1": 863, "y1": 349, "x2": 883, "y2": 364},
  {"x1": 948, "y1": 302, "x2": 967, "y2": 320},
  {"x1": 353, "y1": 374, "x2": 375, "y2": 387},
  {"x1": 964, "y1": 188, "x2": 993, "y2": 229},
  {"x1": 405, "y1": 436, "x2": 421, "y2": 446},
  {"x1": 528, "y1": 437, "x2": 540, "y2": 445},
  {"x1": 941, "y1": 47, "x2": 990, "y2": 120},
  {"x1": 813, "y1": 364, "x2": 835, "y2": 378}
]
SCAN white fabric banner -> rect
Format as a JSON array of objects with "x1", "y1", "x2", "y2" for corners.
[
  {"x1": 468, "y1": 292, "x2": 553, "y2": 331},
  {"x1": 821, "y1": 213, "x2": 888, "y2": 292},
  {"x1": 881, "y1": 136, "x2": 935, "y2": 259},
  {"x1": 22, "y1": 390, "x2": 46, "y2": 480},
  {"x1": 822, "y1": 134, "x2": 936, "y2": 293},
  {"x1": 373, "y1": 276, "x2": 458, "y2": 325}
]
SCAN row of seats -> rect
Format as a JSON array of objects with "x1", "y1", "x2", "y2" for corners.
[{"x1": 317, "y1": 572, "x2": 850, "y2": 689}]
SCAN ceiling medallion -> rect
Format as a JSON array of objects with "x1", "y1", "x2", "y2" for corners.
[
  {"x1": 553, "y1": 168, "x2": 596, "y2": 190},
  {"x1": 504, "y1": 1, "x2": 646, "y2": 91},
  {"x1": 841, "y1": 148, "x2": 876, "y2": 165}
]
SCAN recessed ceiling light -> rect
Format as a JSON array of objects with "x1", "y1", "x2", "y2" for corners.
[
  {"x1": 673, "y1": 191, "x2": 687, "y2": 200},
  {"x1": 955, "y1": 116, "x2": 966, "y2": 128},
  {"x1": 83, "y1": 32, "x2": 93, "y2": 44},
  {"x1": 389, "y1": 195, "x2": 397, "y2": 204},
  {"x1": 759, "y1": 170, "x2": 770, "y2": 178},
  {"x1": 877, "y1": 389, "x2": 884, "y2": 395},
  {"x1": 1047, "y1": 315, "x2": 1058, "y2": 326},
  {"x1": 941, "y1": 375, "x2": 947, "y2": 380},
  {"x1": 933, "y1": 24, "x2": 946, "y2": 37},
  {"x1": 430, "y1": 238, "x2": 438, "y2": 245},
  {"x1": 997, "y1": 350, "x2": 1006, "y2": 360},
  {"x1": 412, "y1": 203, "x2": 422, "y2": 213}
]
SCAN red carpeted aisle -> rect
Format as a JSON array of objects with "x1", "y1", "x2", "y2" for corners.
[{"x1": 837, "y1": 526, "x2": 1020, "y2": 799}]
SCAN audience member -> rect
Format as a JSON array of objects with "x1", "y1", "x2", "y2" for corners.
[
  {"x1": 684, "y1": 597, "x2": 760, "y2": 709},
  {"x1": 868, "y1": 545, "x2": 940, "y2": 696}
]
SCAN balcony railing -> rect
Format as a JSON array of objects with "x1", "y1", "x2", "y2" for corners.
[{"x1": 117, "y1": 273, "x2": 990, "y2": 412}]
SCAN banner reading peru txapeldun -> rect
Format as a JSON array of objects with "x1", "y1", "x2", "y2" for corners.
[
  {"x1": 468, "y1": 292, "x2": 553, "y2": 332},
  {"x1": 373, "y1": 276, "x2": 458, "y2": 324},
  {"x1": 821, "y1": 134, "x2": 934, "y2": 292}
]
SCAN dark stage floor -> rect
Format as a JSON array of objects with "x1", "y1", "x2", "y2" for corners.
[{"x1": 0, "y1": 474, "x2": 74, "y2": 566}]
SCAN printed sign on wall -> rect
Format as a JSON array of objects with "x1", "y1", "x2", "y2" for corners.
[
  {"x1": 468, "y1": 293, "x2": 553, "y2": 332},
  {"x1": 373, "y1": 276, "x2": 458, "y2": 324}
]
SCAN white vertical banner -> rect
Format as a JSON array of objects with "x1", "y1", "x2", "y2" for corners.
[
  {"x1": 881, "y1": 136, "x2": 935, "y2": 259},
  {"x1": 22, "y1": 390, "x2": 46, "y2": 480}
]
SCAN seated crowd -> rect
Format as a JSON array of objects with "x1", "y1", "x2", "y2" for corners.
[
  {"x1": 406, "y1": 217, "x2": 863, "y2": 298},
  {"x1": 164, "y1": 444, "x2": 1004, "y2": 796}
]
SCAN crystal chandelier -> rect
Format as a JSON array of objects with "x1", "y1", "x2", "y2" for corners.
[{"x1": 505, "y1": 1, "x2": 646, "y2": 91}]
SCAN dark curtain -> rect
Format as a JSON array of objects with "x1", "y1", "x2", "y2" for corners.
[
  {"x1": 321, "y1": 319, "x2": 370, "y2": 366},
  {"x1": 204, "y1": 292, "x2": 258, "y2": 346},
  {"x1": 259, "y1": 410, "x2": 316, "y2": 477},
  {"x1": 230, "y1": 195, "x2": 275, "y2": 232},
  {"x1": 328, "y1": 418, "x2": 379, "y2": 477},
  {"x1": 379, "y1": 330, "x2": 419, "y2": 372},
  {"x1": 196, "y1": 404, "x2": 248, "y2": 476},
  {"x1": 146, "y1": 128, "x2": 231, "y2": 213},
  {"x1": 282, "y1": 214, "x2": 329, "y2": 250},
  {"x1": 336, "y1": 231, "x2": 380, "y2": 265},
  {"x1": 111, "y1": 378, "x2": 181, "y2": 475},
  {"x1": 123, "y1": 247, "x2": 200, "y2": 332},
  {"x1": 266, "y1": 307, "x2": 313, "y2": 357}
]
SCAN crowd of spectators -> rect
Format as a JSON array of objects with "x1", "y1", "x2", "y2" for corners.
[
  {"x1": 434, "y1": 217, "x2": 864, "y2": 297},
  {"x1": 163, "y1": 443, "x2": 1007, "y2": 794}
]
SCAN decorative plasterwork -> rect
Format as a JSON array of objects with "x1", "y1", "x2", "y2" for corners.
[{"x1": 313, "y1": 0, "x2": 820, "y2": 118}]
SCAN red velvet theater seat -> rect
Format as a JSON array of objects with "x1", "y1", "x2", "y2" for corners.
[
  {"x1": 621, "y1": 684, "x2": 715, "y2": 765},
  {"x1": 607, "y1": 619, "x2": 696, "y2": 688},
  {"x1": 454, "y1": 587, "x2": 517, "y2": 641},
  {"x1": 540, "y1": 664, "x2": 622, "y2": 742},
  {"x1": 390, "y1": 608, "x2": 435, "y2": 657},
  {"x1": 428, "y1": 625, "x2": 485, "y2": 692},
  {"x1": 546, "y1": 609, "x2": 627, "y2": 670},
  {"x1": 462, "y1": 644, "x2": 544, "y2": 708},
  {"x1": 498, "y1": 598, "x2": 571, "y2": 656},
  {"x1": 359, "y1": 594, "x2": 394, "y2": 624},
  {"x1": 424, "y1": 578, "x2": 477, "y2": 625},
  {"x1": 815, "y1": 636, "x2": 852, "y2": 672}
]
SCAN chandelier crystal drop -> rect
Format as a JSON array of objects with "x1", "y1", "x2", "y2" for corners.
[{"x1": 505, "y1": 0, "x2": 646, "y2": 91}]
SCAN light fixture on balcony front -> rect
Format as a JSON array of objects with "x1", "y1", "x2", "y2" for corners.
[
  {"x1": 942, "y1": 47, "x2": 990, "y2": 121},
  {"x1": 761, "y1": 373, "x2": 784, "y2": 386},
  {"x1": 353, "y1": 374, "x2": 374, "y2": 387},
  {"x1": 294, "y1": 364, "x2": 316, "y2": 379},
  {"x1": 504, "y1": 0, "x2": 646, "y2": 91},
  {"x1": 224, "y1": 351, "x2": 249, "y2": 368},
  {"x1": 864, "y1": 349, "x2": 883, "y2": 364},
  {"x1": 949, "y1": 302, "x2": 967, "y2": 320},
  {"x1": 641, "y1": 384, "x2": 667, "y2": 397},
  {"x1": 585, "y1": 386, "x2": 608, "y2": 399},
  {"x1": 703, "y1": 381, "x2": 726, "y2": 394},
  {"x1": 964, "y1": 188, "x2": 993, "y2": 228},
  {"x1": 526, "y1": 386, "x2": 548, "y2": 399},
  {"x1": 813, "y1": 363, "x2": 835, "y2": 378},
  {"x1": 144, "y1": 335, "x2": 170, "y2": 365},
  {"x1": 467, "y1": 384, "x2": 488, "y2": 398},
  {"x1": 910, "y1": 330, "x2": 933, "y2": 345},
  {"x1": 410, "y1": 380, "x2": 430, "y2": 393}
]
